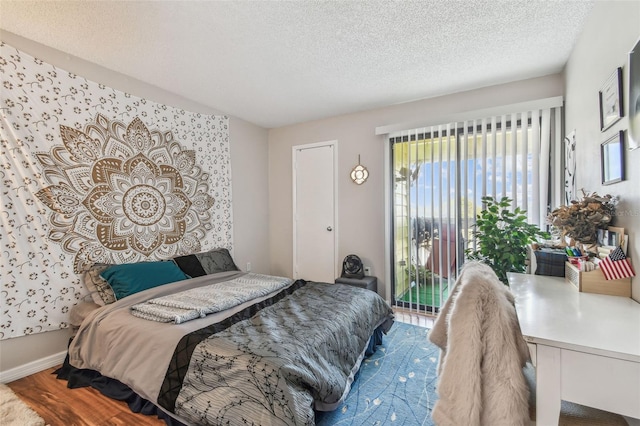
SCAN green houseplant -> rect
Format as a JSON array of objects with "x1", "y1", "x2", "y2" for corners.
[{"x1": 466, "y1": 196, "x2": 549, "y2": 284}]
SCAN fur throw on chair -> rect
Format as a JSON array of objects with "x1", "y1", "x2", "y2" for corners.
[{"x1": 428, "y1": 262, "x2": 531, "y2": 426}]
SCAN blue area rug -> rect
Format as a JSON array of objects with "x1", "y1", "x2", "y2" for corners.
[{"x1": 316, "y1": 321, "x2": 439, "y2": 426}]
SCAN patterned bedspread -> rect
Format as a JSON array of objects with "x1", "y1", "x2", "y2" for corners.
[{"x1": 68, "y1": 272, "x2": 394, "y2": 426}]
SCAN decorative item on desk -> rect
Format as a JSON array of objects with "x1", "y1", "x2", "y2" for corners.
[
  {"x1": 565, "y1": 261, "x2": 631, "y2": 297},
  {"x1": 572, "y1": 257, "x2": 595, "y2": 272},
  {"x1": 598, "y1": 228, "x2": 613, "y2": 247},
  {"x1": 599, "y1": 246, "x2": 636, "y2": 280},
  {"x1": 583, "y1": 260, "x2": 596, "y2": 272},
  {"x1": 565, "y1": 246, "x2": 584, "y2": 257},
  {"x1": 565, "y1": 246, "x2": 589, "y2": 270},
  {"x1": 547, "y1": 190, "x2": 618, "y2": 246},
  {"x1": 532, "y1": 246, "x2": 568, "y2": 277}
]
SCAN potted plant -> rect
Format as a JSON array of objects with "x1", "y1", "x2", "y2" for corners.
[{"x1": 466, "y1": 196, "x2": 549, "y2": 284}]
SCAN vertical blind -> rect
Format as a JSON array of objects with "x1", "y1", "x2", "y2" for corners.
[{"x1": 389, "y1": 103, "x2": 563, "y2": 314}]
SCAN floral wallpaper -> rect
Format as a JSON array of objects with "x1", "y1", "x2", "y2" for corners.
[{"x1": 0, "y1": 42, "x2": 232, "y2": 339}]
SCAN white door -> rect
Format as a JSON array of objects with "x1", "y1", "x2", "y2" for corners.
[{"x1": 293, "y1": 141, "x2": 336, "y2": 283}]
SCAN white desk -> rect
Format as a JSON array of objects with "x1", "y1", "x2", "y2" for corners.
[{"x1": 508, "y1": 273, "x2": 640, "y2": 425}]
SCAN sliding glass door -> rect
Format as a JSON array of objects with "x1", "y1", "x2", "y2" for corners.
[
  {"x1": 390, "y1": 107, "x2": 561, "y2": 314},
  {"x1": 391, "y1": 128, "x2": 461, "y2": 314}
]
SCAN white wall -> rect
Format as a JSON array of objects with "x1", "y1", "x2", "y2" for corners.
[
  {"x1": 564, "y1": 0, "x2": 640, "y2": 301},
  {"x1": 0, "y1": 31, "x2": 270, "y2": 374},
  {"x1": 268, "y1": 74, "x2": 564, "y2": 301}
]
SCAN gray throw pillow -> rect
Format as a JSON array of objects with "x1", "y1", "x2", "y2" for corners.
[
  {"x1": 82, "y1": 263, "x2": 117, "y2": 305},
  {"x1": 194, "y1": 248, "x2": 239, "y2": 275}
]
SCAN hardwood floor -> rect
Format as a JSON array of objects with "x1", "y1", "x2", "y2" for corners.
[
  {"x1": 7, "y1": 366, "x2": 164, "y2": 426},
  {"x1": 6, "y1": 312, "x2": 434, "y2": 425}
]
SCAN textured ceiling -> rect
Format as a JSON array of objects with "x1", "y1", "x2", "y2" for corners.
[{"x1": 0, "y1": 1, "x2": 594, "y2": 128}]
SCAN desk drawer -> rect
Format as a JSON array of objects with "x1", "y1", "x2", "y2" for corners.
[{"x1": 561, "y1": 350, "x2": 640, "y2": 418}]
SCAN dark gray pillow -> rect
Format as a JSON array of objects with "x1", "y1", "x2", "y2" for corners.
[
  {"x1": 195, "y1": 248, "x2": 239, "y2": 275},
  {"x1": 173, "y1": 254, "x2": 207, "y2": 278}
]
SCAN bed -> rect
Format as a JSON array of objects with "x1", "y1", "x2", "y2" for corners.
[{"x1": 59, "y1": 253, "x2": 394, "y2": 426}]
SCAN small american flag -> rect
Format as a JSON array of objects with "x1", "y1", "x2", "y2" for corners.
[{"x1": 599, "y1": 246, "x2": 636, "y2": 280}]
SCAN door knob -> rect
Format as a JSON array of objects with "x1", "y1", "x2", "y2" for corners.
[{"x1": 327, "y1": 226, "x2": 333, "y2": 231}]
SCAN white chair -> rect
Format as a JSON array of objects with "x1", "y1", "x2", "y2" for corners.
[{"x1": 428, "y1": 261, "x2": 531, "y2": 425}]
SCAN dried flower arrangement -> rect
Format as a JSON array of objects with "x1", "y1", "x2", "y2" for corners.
[{"x1": 547, "y1": 190, "x2": 618, "y2": 245}]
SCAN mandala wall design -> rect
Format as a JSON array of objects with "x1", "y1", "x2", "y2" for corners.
[
  {"x1": 36, "y1": 114, "x2": 215, "y2": 273},
  {"x1": 1, "y1": 42, "x2": 231, "y2": 338}
]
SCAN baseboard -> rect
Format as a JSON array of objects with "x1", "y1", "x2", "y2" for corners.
[{"x1": 0, "y1": 350, "x2": 67, "y2": 384}]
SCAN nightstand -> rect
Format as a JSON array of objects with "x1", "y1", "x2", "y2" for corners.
[{"x1": 335, "y1": 276, "x2": 378, "y2": 293}]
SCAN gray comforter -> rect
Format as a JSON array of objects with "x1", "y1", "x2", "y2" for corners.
[{"x1": 68, "y1": 271, "x2": 394, "y2": 425}]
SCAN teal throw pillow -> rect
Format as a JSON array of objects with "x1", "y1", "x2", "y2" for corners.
[{"x1": 101, "y1": 261, "x2": 189, "y2": 300}]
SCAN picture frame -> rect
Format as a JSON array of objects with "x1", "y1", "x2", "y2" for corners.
[
  {"x1": 600, "y1": 130, "x2": 625, "y2": 185},
  {"x1": 607, "y1": 226, "x2": 625, "y2": 248},
  {"x1": 599, "y1": 67, "x2": 623, "y2": 131},
  {"x1": 629, "y1": 37, "x2": 640, "y2": 150},
  {"x1": 563, "y1": 130, "x2": 577, "y2": 204}
]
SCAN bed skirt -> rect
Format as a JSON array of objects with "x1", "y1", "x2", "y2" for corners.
[{"x1": 55, "y1": 347, "x2": 187, "y2": 426}]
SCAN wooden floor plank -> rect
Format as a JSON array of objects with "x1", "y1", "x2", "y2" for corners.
[{"x1": 7, "y1": 366, "x2": 164, "y2": 426}]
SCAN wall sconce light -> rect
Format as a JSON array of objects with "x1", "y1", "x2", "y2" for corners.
[{"x1": 350, "y1": 155, "x2": 369, "y2": 185}]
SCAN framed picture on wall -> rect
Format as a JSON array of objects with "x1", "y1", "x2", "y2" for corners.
[
  {"x1": 629, "y1": 37, "x2": 640, "y2": 150},
  {"x1": 599, "y1": 67, "x2": 623, "y2": 131},
  {"x1": 563, "y1": 130, "x2": 577, "y2": 204},
  {"x1": 600, "y1": 130, "x2": 625, "y2": 185}
]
